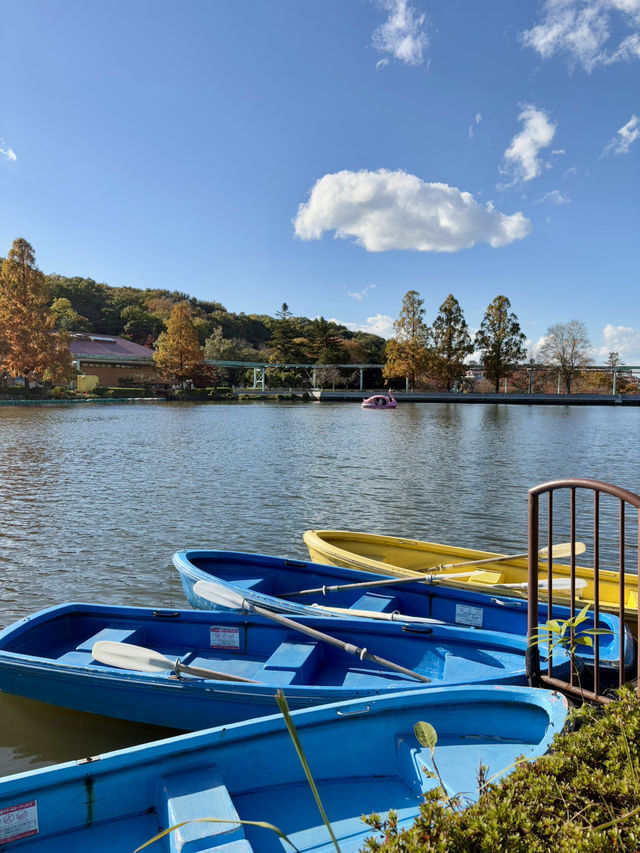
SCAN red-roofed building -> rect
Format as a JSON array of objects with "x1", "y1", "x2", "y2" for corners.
[{"x1": 69, "y1": 334, "x2": 159, "y2": 387}]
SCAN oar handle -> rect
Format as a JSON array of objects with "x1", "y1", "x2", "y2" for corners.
[
  {"x1": 251, "y1": 603, "x2": 429, "y2": 683},
  {"x1": 174, "y1": 659, "x2": 259, "y2": 683}
]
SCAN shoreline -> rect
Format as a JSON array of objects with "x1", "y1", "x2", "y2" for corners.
[{"x1": 1, "y1": 391, "x2": 639, "y2": 406}]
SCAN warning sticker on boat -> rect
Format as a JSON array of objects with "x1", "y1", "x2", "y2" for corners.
[
  {"x1": 210, "y1": 626, "x2": 240, "y2": 650},
  {"x1": 455, "y1": 604, "x2": 483, "y2": 628},
  {"x1": 0, "y1": 800, "x2": 39, "y2": 844}
]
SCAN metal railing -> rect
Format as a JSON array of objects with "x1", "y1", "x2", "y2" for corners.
[{"x1": 526, "y1": 478, "x2": 640, "y2": 704}]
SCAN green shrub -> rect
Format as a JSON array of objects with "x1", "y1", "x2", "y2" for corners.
[{"x1": 362, "y1": 688, "x2": 640, "y2": 852}]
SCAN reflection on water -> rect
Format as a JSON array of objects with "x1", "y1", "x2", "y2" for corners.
[
  {"x1": 0, "y1": 401, "x2": 638, "y2": 777},
  {"x1": 0, "y1": 693, "x2": 181, "y2": 775}
]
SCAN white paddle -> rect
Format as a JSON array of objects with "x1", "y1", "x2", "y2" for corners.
[
  {"x1": 281, "y1": 541, "x2": 587, "y2": 598},
  {"x1": 309, "y1": 604, "x2": 446, "y2": 624},
  {"x1": 495, "y1": 577, "x2": 588, "y2": 592},
  {"x1": 193, "y1": 580, "x2": 430, "y2": 683},
  {"x1": 92, "y1": 640, "x2": 259, "y2": 683}
]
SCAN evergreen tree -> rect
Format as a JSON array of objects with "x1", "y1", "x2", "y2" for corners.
[
  {"x1": 152, "y1": 302, "x2": 203, "y2": 384},
  {"x1": 308, "y1": 317, "x2": 347, "y2": 363},
  {"x1": 430, "y1": 294, "x2": 474, "y2": 390},
  {"x1": 539, "y1": 320, "x2": 592, "y2": 394},
  {"x1": 383, "y1": 290, "x2": 430, "y2": 391},
  {"x1": 0, "y1": 238, "x2": 73, "y2": 389},
  {"x1": 475, "y1": 295, "x2": 526, "y2": 392},
  {"x1": 269, "y1": 303, "x2": 305, "y2": 363}
]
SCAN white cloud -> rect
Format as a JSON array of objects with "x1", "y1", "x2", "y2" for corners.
[
  {"x1": 294, "y1": 169, "x2": 531, "y2": 253},
  {"x1": 335, "y1": 314, "x2": 396, "y2": 339},
  {"x1": 0, "y1": 139, "x2": 17, "y2": 161},
  {"x1": 603, "y1": 114, "x2": 640, "y2": 154},
  {"x1": 348, "y1": 284, "x2": 376, "y2": 301},
  {"x1": 372, "y1": 0, "x2": 429, "y2": 67},
  {"x1": 535, "y1": 189, "x2": 571, "y2": 204},
  {"x1": 468, "y1": 113, "x2": 483, "y2": 139},
  {"x1": 501, "y1": 105, "x2": 557, "y2": 183},
  {"x1": 521, "y1": 0, "x2": 640, "y2": 72},
  {"x1": 594, "y1": 324, "x2": 640, "y2": 362}
]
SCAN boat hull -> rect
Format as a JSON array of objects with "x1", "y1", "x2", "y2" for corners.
[
  {"x1": 172, "y1": 549, "x2": 633, "y2": 671},
  {"x1": 303, "y1": 529, "x2": 639, "y2": 631},
  {"x1": 0, "y1": 685, "x2": 568, "y2": 852},
  {"x1": 0, "y1": 603, "x2": 554, "y2": 730}
]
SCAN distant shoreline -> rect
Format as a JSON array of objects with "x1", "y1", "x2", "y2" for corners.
[{"x1": 1, "y1": 391, "x2": 639, "y2": 407}]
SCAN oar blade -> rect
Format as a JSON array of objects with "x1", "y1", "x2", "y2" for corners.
[
  {"x1": 540, "y1": 541, "x2": 586, "y2": 559},
  {"x1": 92, "y1": 640, "x2": 173, "y2": 673},
  {"x1": 194, "y1": 579, "x2": 248, "y2": 610}
]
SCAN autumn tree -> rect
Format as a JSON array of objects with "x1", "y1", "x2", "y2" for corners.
[
  {"x1": 429, "y1": 294, "x2": 474, "y2": 390},
  {"x1": 153, "y1": 302, "x2": 203, "y2": 384},
  {"x1": 539, "y1": 320, "x2": 592, "y2": 394},
  {"x1": 0, "y1": 238, "x2": 73, "y2": 389},
  {"x1": 475, "y1": 295, "x2": 526, "y2": 392},
  {"x1": 383, "y1": 290, "x2": 430, "y2": 391}
]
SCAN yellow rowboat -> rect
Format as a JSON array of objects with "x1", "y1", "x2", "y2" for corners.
[{"x1": 303, "y1": 529, "x2": 639, "y2": 630}]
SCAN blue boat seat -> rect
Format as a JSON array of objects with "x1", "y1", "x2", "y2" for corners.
[
  {"x1": 232, "y1": 578, "x2": 267, "y2": 593},
  {"x1": 77, "y1": 626, "x2": 142, "y2": 653},
  {"x1": 395, "y1": 733, "x2": 433, "y2": 797},
  {"x1": 57, "y1": 626, "x2": 143, "y2": 665},
  {"x1": 351, "y1": 592, "x2": 399, "y2": 613},
  {"x1": 260, "y1": 638, "x2": 321, "y2": 684},
  {"x1": 160, "y1": 767, "x2": 246, "y2": 852}
]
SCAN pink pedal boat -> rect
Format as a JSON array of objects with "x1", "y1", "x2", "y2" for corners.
[{"x1": 362, "y1": 392, "x2": 397, "y2": 409}]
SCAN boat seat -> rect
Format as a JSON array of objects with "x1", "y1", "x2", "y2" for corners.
[
  {"x1": 351, "y1": 592, "x2": 399, "y2": 613},
  {"x1": 260, "y1": 638, "x2": 321, "y2": 684},
  {"x1": 160, "y1": 767, "x2": 246, "y2": 852},
  {"x1": 395, "y1": 733, "x2": 433, "y2": 797},
  {"x1": 75, "y1": 626, "x2": 142, "y2": 653},
  {"x1": 232, "y1": 578, "x2": 267, "y2": 593}
]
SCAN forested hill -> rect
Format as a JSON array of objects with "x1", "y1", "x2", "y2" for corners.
[{"x1": 44, "y1": 272, "x2": 386, "y2": 364}]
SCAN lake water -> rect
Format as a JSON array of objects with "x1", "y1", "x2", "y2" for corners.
[{"x1": 0, "y1": 400, "x2": 638, "y2": 778}]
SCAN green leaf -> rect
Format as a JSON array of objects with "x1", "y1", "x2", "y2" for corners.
[
  {"x1": 133, "y1": 818, "x2": 301, "y2": 853},
  {"x1": 414, "y1": 721, "x2": 438, "y2": 749},
  {"x1": 573, "y1": 604, "x2": 591, "y2": 626}
]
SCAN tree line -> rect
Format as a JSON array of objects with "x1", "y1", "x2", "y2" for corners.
[
  {"x1": 0, "y1": 238, "x2": 386, "y2": 390},
  {"x1": 382, "y1": 290, "x2": 614, "y2": 395},
  {"x1": 0, "y1": 238, "x2": 623, "y2": 394}
]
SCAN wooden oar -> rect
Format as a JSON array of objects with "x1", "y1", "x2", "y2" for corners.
[
  {"x1": 92, "y1": 640, "x2": 259, "y2": 683},
  {"x1": 281, "y1": 541, "x2": 587, "y2": 598},
  {"x1": 193, "y1": 580, "x2": 430, "y2": 683}
]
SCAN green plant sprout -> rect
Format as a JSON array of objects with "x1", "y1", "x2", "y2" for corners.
[
  {"x1": 531, "y1": 603, "x2": 613, "y2": 700},
  {"x1": 133, "y1": 817, "x2": 300, "y2": 853}
]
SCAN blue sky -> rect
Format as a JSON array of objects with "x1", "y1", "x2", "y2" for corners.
[{"x1": 1, "y1": 1, "x2": 639, "y2": 362}]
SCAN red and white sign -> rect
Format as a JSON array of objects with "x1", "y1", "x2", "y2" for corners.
[
  {"x1": 0, "y1": 800, "x2": 39, "y2": 844},
  {"x1": 210, "y1": 626, "x2": 240, "y2": 650}
]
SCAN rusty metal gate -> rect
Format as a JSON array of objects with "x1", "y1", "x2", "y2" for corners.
[{"x1": 526, "y1": 478, "x2": 640, "y2": 704}]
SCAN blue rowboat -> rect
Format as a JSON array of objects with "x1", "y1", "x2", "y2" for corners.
[
  {"x1": 0, "y1": 602, "x2": 567, "y2": 730},
  {"x1": 0, "y1": 685, "x2": 568, "y2": 852},
  {"x1": 172, "y1": 549, "x2": 633, "y2": 671}
]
